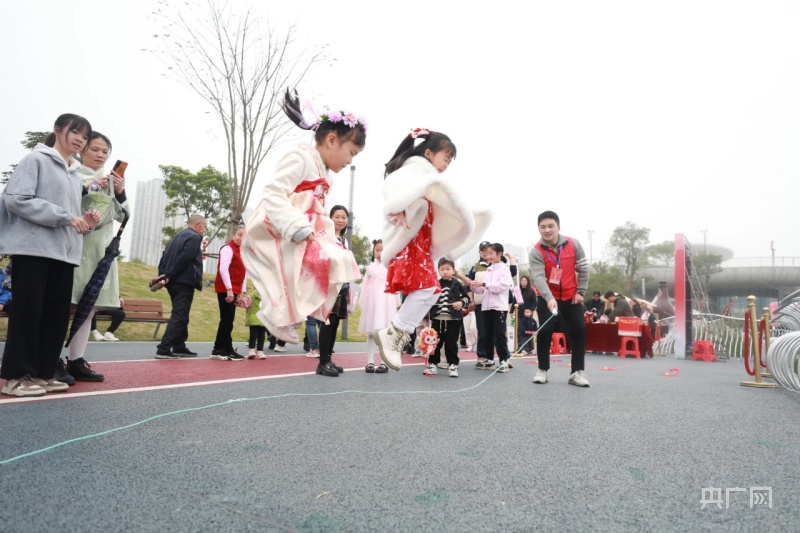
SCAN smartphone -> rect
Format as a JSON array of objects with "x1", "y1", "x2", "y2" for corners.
[{"x1": 112, "y1": 160, "x2": 128, "y2": 177}]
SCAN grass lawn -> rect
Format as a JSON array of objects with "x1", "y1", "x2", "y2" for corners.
[{"x1": 0, "y1": 258, "x2": 367, "y2": 344}]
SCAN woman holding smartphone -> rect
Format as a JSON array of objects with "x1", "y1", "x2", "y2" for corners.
[
  {"x1": 0, "y1": 113, "x2": 97, "y2": 397},
  {"x1": 60, "y1": 131, "x2": 129, "y2": 384}
]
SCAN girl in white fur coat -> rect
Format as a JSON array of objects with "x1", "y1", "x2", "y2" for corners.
[
  {"x1": 242, "y1": 90, "x2": 365, "y2": 355},
  {"x1": 373, "y1": 130, "x2": 492, "y2": 371}
]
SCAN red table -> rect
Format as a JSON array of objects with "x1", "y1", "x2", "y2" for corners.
[{"x1": 585, "y1": 322, "x2": 654, "y2": 357}]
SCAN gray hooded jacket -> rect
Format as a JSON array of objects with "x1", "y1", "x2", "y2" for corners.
[{"x1": 0, "y1": 144, "x2": 84, "y2": 265}]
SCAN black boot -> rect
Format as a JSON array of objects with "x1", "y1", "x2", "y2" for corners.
[
  {"x1": 66, "y1": 358, "x2": 105, "y2": 382},
  {"x1": 55, "y1": 358, "x2": 76, "y2": 386}
]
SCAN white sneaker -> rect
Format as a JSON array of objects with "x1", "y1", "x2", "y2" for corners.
[
  {"x1": 255, "y1": 351, "x2": 267, "y2": 360},
  {"x1": 31, "y1": 377, "x2": 69, "y2": 393},
  {"x1": 569, "y1": 370, "x2": 590, "y2": 387},
  {"x1": 423, "y1": 364, "x2": 437, "y2": 376},
  {"x1": 247, "y1": 348, "x2": 257, "y2": 359},
  {"x1": 91, "y1": 330, "x2": 104, "y2": 342},
  {"x1": 533, "y1": 369, "x2": 548, "y2": 384},
  {"x1": 373, "y1": 326, "x2": 409, "y2": 371},
  {"x1": 305, "y1": 349, "x2": 320, "y2": 358},
  {"x1": 448, "y1": 364, "x2": 459, "y2": 378},
  {"x1": 273, "y1": 345, "x2": 287, "y2": 352},
  {"x1": 103, "y1": 332, "x2": 119, "y2": 342},
  {"x1": 497, "y1": 360, "x2": 509, "y2": 373},
  {"x1": 1, "y1": 375, "x2": 46, "y2": 397}
]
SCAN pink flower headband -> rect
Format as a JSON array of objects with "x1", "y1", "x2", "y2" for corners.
[
  {"x1": 307, "y1": 99, "x2": 367, "y2": 133},
  {"x1": 282, "y1": 89, "x2": 367, "y2": 133}
]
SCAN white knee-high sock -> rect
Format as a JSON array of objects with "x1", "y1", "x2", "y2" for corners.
[
  {"x1": 392, "y1": 287, "x2": 439, "y2": 333},
  {"x1": 366, "y1": 336, "x2": 376, "y2": 365},
  {"x1": 68, "y1": 308, "x2": 96, "y2": 361}
]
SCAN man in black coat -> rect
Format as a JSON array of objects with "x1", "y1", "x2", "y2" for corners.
[{"x1": 155, "y1": 214, "x2": 207, "y2": 359}]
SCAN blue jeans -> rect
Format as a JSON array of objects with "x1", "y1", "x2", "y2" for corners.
[{"x1": 305, "y1": 316, "x2": 321, "y2": 350}]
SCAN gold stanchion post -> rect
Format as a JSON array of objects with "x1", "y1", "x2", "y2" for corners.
[
  {"x1": 761, "y1": 307, "x2": 773, "y2": 378},
  {"x1": 741, "y1": 296, "x2": 777, "y2": 388}
]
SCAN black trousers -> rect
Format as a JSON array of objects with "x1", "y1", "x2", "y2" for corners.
[
  {"x1": 481, "y1": 309, "x2": 510, "y2": 362},
  {"x1": 249, "y1": 326, "x2": 266, "y2": 350},
  {"x1": 431, "y1": 318, "x2": 460, "y2": 365},
  {"x1": 158, "y1": 283, "x2": 195, "y2": 352},
  {"x1": 318, "y1": 315, "x2": 340, "y2": 365},
  {"x1": 0, "y1": 255, "x2": 73, "y2": 380},
  {"x1": 214, "y1": 292, "x2": 237, "y2": 351},
  {"x1": 91, "y1": 308, "x2": 126, "y2": 333},
  {"x1": 535, "y1": 296, "x2": 586, "y2": 371}
]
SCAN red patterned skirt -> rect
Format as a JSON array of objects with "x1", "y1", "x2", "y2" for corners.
[{"x1": 385, "y1": 203, "x2": 441, "y2": 295}]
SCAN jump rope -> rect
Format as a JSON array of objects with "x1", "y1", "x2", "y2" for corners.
[{"x1": 1, "y1": 310, "x2": 678, "y2": 466}]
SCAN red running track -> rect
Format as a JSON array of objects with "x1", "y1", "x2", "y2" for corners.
[{"x1": 0, "y1": 351, "x2": 485, "y2": 402}]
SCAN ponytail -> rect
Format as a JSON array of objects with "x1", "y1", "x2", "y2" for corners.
[
  {"x1": 384, "y1": 130, "x2": 457, "y2": 176},
  {"x1": 283, "y1": 88, "x2": 367, "y2": 148}
]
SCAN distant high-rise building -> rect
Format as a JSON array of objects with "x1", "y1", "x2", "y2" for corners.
[{"x1": 129, "y1": 178, "x2": 169, "y2": 266}]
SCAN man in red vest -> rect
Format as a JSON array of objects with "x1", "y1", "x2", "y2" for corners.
[{"x1": 529, "y1": 210, "x2": 590, "y2": 387}]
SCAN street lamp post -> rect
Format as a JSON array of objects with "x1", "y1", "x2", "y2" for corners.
[
  {"x1": 587, "y1": 230, "x2": 594, "y2": 264},
  {"x1": 701, "y1": 229, "x2": 708, "y2": 254},
  {"x1": 342, "y1": 165, "x2": 356, "y2": 339}
]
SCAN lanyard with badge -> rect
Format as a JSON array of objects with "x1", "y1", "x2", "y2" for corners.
[{"x1": 544, "y1": 244, "x2": 563, "y2": 284}]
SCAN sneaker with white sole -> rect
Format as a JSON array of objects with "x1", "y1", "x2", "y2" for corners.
[
  {"x1": 247, "y1": 348, "x2": 257, "y2": 359},
  {"x1": 255, "y1": 351, "x2": 267, "y2": 359},
  {"x1": 32, "y1": 377, "x2": 69, "y2": 393},
  {"x1": 533, "y1": 369, "x2": 548, "y2": 384},
  {"x1": 1, "y1": 375, "x2": 46, "y2": 397},
  {"x1": 210, "y1": 353, "x2": 229, "y2": 361},
  {"x1": 273, "y1": 345, "x2": 286, "y2": 352},
  {"x1": 423, "y1": 364, "x2": 437, "y2": 376},
  {"x1": 448, "y1": 364, "x2": 459, "y2": 378},
  {"x1": 91, "y1": 330, "x2": 104, "y2": 342},
  {"x1": 569, "y1": 370, "x2": 590, "y2": 387},
  {"x1": 497, "y1": 360, "x2": 509, "y2": 373},
  {"x1": 305, "y1": 349, "x2": 320, "y2": 358},
  {"x1": 373, "y1": 325, "x2": 409, "y2": 371},
  {"x1": 103, "y1": 332, "x2": 120, "y2": 342},
  {"x1": 475, "y1": 358, "x2": 488, "y2": 368}
]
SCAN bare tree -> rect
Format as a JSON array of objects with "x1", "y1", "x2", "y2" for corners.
[{"x1": 149, "y1": 0, "x2": 327, "y2": 237}]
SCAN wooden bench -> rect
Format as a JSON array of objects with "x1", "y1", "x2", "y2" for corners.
[
  {"x1": 1, "y1": 299, "x2": 170, "y2": 340},
  {"x1": 114, "y1": 299, "x2": 170, "y2": 339}
]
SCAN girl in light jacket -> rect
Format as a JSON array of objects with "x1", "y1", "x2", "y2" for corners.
[
  {"x1": 0, "y1": 114, "x2": 97, "y2": 397},
  {"x1": 470, "y1": 243, "x2": 513, "y2": 373}
]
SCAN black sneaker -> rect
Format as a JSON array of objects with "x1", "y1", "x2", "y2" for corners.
[
  {"x1": 173, "y1": 348, "x2": 198, "y2": 357},
  {"x1": 155, "y1": 350, "x2": 180, "y2": 360},
  {"x1": 227, "y1": 349, "x2": 244, "y2": 361},
  {"x1": 66, "y1": 358, "x2": 104, "y2": 382},
  {"x1": 211, "y1": 348, "x2": 227, "y2": 356},
  {"x1": 55, "y1": 358, "x2": 76, "y2": 386},
  {"x1": 316, "y1": 362, "x2": 339, "y2": 377}
]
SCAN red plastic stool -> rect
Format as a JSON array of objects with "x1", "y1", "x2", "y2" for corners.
[
  {"x1": 691, "y1": 340, "x2": 717, "y2": 362},
  {"x1": 619, "y1": 337, "x2": 640, "y2": 358},
  {"x1": 551, "y1": 333, "x2": 567, "y2": 354}
]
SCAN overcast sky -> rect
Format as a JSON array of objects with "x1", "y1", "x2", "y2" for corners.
[{"x1": 2, "y1": 0, "x2": 799, "y2": 262}]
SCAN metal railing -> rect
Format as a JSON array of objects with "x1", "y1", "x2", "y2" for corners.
[{"x1": 653, "y1": 314, "x2": 750, "y2": 359}]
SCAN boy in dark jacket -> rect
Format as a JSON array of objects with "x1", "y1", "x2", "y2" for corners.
[
  {"x1": 428, "y1": 258, "x2": 470, "y2": 377},
  {"x1": 517, "y1": 307, "x2": 538, "y2": 355}
]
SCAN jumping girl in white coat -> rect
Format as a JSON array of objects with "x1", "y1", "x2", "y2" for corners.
[{"x1": 373, "y1": 130, "x2": 492, "y2": 371}]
